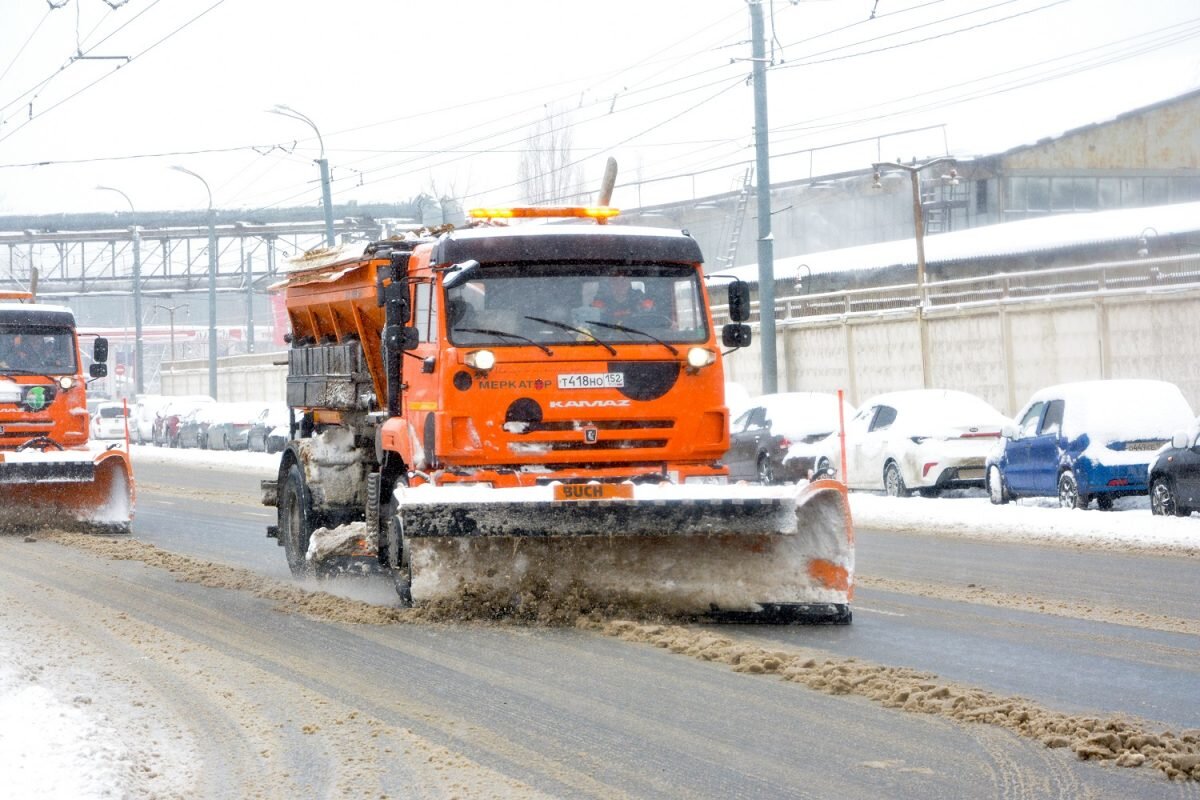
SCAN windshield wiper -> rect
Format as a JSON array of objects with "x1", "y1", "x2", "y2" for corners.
[
  {"x1": 452, "y1": 327, "x2": 553, "y2": 356},
  {"x1": 524, "y1": 316, "x2": 617, "y2": 356},
  {"x1": 583, "y1": 320, "x2": 678, "y2": 355}
]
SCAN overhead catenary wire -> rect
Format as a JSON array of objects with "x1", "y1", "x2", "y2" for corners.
[
  {"x1": 0, "y1": 0, "x2": 224, "y2": 146},
  {"x1": 1, "y1": 0, "x2": 1192, "y2": 218}
]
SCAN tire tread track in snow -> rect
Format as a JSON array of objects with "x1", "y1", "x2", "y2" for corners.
[{"x1": 23, "y1": 529, "x2": 1200, "y2": 785}]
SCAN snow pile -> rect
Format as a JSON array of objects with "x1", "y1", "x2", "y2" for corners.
[
  {"x1": 850, "y1": 493, "x2": 1200, "y2": 552},
  {"x1": 130, "y1": 443, "x2": 280, "y2": 474}
]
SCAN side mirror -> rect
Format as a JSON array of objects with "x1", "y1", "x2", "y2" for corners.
[
  {"x1": 727, "y1": 280, "x2": 751, "y2": 323},
  {"x1": 443, "y1": 259, "x2": 481, "y2": 290},
  {"x1": 722, "y1": 323, "x2": 752, "y2": 348},
  {"x1": 93, "y1": 337, "x2": 109, "y2": 364},
  {"x1": 384, "y1": 324, "x2": 420, "y2": 351},
  {"x1": 90, "y1": 362, "x2": 108, "y2": 378},
  {"x1": 1001, "y1": 424, "x2": 1017, "y2": 440},
  {"x1": 1171, "y1": 430, "x2": 1189, "y2": 449}
]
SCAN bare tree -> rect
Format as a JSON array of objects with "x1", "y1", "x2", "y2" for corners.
[{"x1": 518, "y1": 104, "x2": 585, "y2": 205}]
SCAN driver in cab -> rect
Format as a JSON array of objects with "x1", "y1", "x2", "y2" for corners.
[{"x1": 591, "y1": 275, "x2": 655, "y2": 322}]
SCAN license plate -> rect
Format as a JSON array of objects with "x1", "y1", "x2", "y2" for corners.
[
  {"x1": 558, "y1": 372, "x2": 624, "y2": 389},
  {"x1": 553, "y1": 483, "x2": 634, "y2": 501}
]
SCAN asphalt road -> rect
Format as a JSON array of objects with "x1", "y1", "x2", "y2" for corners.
[{"x1": 9, "y1": 457, "x2": 1195, "y2": 798}]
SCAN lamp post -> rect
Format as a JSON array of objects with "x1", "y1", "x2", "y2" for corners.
[
  {"x1": 170, "y1": 165, "x2": 218, "y2": 399},
  {"x1": 153, "y1": 302, "x2": 188, "y2": 362},
  {"x1": 95, "y1": 185, "x2": 143, "y2": 395},
  {"x1": 871, "y1": 157, "x2": 957, "y2": 388},
  {"x1": 269, "y1": 104, "x2": 336, "y2": 247}
]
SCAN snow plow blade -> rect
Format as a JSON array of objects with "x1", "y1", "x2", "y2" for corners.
[
  {"x1": 0, "y1": 449, "x2": 134, "y2": 533},
  {"x1": 394, "y1": 479, "x2": 854, "y2": 623}
]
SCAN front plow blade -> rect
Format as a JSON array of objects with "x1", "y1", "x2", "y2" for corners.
[
  {"x1": 0, "y1": 450, "x2": 133, "y2": 532},
  {"x1": 395, "y1": 480, "x2": 854, "y2": 622}
]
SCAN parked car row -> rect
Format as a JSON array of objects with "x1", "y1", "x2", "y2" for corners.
[
  {"x1": 724, "y1": 379, "x2": 1199, "y2": 516},
  {"x1": 126, "y1": 395, "x2": 292, "y2": 453}
]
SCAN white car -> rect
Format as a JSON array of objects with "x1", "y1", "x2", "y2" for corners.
[
  {"x1": 91, "y1": 401, "x2": 130, "y2": 440},
  {"x1": 828, "y1": 389, "x2": 1010, "y2": 497},
  {"x1": 131, "y1": 394, "x2": 170, "y2": 444}
]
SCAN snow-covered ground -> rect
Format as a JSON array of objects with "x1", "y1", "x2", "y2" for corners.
[{"x1": 5, "y1": 444, "x2": 1195, "y2": 798}]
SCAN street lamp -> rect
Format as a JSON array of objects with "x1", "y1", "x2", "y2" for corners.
[
  {"x1": 170, "y1": 165, "x2": 218, "y2": 400},
  {"x1": 153, "y1": 302, "x2": 188, "y2": 362},
  {"x1": 95, "y1": 184, "x2": 144, "y2": 395},
  {"x1": 269, "y1": 104, "x2": 336, "y2": 247},
  {"x1": 871, "y1": 156, "x2": 956, "y2": 388}
]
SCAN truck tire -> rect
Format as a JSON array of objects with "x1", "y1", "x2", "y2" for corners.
[
  {"x1": 279, "y1": 463, "x2": 314, "y2": 578},
  {"x1": 385, "y1": 505, "x2": 413, "y2": 607}
]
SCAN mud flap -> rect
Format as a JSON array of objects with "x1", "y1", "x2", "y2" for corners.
[{"x1": 394, "y1": 480, "x2": 854, "y2": 621}]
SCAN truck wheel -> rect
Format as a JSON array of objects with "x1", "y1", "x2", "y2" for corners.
[
  {"x1": 386, "y1": 507, "x2": 413, "y2": 607},
  {"x1": 279, "y1": 463, "x2": 314, "y2": 578}
]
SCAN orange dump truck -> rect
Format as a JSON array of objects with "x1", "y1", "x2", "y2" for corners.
[
  {"x1": 262, "y1": 208, "x2": 853, "y2": 621},
  {"x1": 0, "y1": 291, "x2": 134, "y2": 533}
]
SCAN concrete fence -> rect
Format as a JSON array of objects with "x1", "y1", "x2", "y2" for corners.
[{"x1": 160, "y1": 351, "x2": 287, "y2": 402}]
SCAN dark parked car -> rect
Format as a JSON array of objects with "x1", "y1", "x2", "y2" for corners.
[
  {"x1": 175, "y1": 406, "x2": 216, "y2": 449},
  {"x1": 1148, "y1": 426, "x2": 1200, "y2": 516},
  {"x1": 152, "y1": 395, "x2": 213, "y2": 446},
  {"x1": 265, "y1": 424, "x2": 289, "y2": 454},
  {"x1": 987, "y1": 379, "x2": 1195, "y2": 509},
  {"x1": 247, "y1": 403, "x2": 290, "y2": 452},
  {"x1": 725, "y1": 392, "x2": 854, "y2": 484},
  {"x1": 206, "y1": 402, "x2": 268, "y2": 451}
]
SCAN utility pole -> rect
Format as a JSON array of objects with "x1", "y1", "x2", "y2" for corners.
[
  {"x1": 170, "y1": 166, "x2": 219, "y2": 399},
  {"x1": 749, "y1": 0, "x2": 778, "y2": 394},
  {"x1": 154, "y1": 302, "x2": 188, "y2": 362},
  {"x1": 871, "y1": 157, "x2": 957, "y2": 389},
  {"x1": 95, "y1": 185, "x2": 143, "y2": 395},
  {"x1": 269, "y1": 104, "x2": 336, "y2": 247}
]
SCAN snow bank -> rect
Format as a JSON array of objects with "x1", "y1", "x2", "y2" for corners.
[
  {"x1": 849, "y1": 492, "x2": 1199, "y2": 552},
  {"x1": 130, "y1": 444, "x2": 280, "y2": 475}
]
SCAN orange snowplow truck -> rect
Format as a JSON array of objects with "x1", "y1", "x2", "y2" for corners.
[
  {"x1": 0, "y1": 291, "x2": 134, "y2": 533},
  {"x1": 263, "y1": 207, "x2": 853, "y2": 622}
]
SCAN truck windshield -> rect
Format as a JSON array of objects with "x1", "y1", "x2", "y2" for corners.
[
  {"x1": 444, "y1": 264, "x2": 709, "y2": 347},
  {"x1": 0, "y1": 326, "x2": 77, "y2": 375}
]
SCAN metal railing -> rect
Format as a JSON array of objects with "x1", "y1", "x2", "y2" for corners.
[{"x1": 714, "y1": 253, "x2": 1200, "y2": 324}]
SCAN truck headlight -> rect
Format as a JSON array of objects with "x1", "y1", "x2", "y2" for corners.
[
  {"x1": 686, "y1": 347, "x2": 716, "y2": 369},
  {"x1": 58, "y1": 376, "x2": 74, "y2": 390},
  {"x1": 464, "y1": 349, "x2": 496, "y2": 371}
]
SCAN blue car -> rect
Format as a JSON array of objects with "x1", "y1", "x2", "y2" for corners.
[{"x1": 986, "y1": 379, "x2": 1195, "y2": 510}]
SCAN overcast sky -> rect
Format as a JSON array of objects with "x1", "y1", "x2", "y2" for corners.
[{"x1": 1, "y1": 0, "x2": 1197, "y2": 218}]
